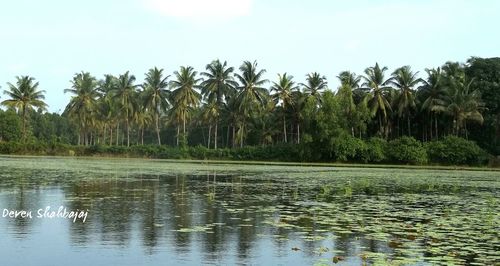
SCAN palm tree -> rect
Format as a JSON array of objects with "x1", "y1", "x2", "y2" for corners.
[
  {"x1": 271, "y1": 73, "x2": 298, "y2": 143},
  {"x1": 418, "y1": 68, "x2": 447, "y2": 139},
  {"x1": 170, "y1": 66, "x2": 202, "y2": 145},
  {"x1": 389, "y1": 66, "x2": 422, "y2": 136},
  {"x1": 446, "y1": 78, "x2": 484, "y2": 138},
  {"x1": 290, "y1": 90, "x2": 307, "y2": 143},
  {"x1": 133, "y1": 105, "x2": 152, "y2": 145},
  {"x1": 98, "y1": 74, "x2": 118, "y2": 145},
  {"x1": 2, "y1": 76, "x2": 47, "y2": 142},
  {"x1": 143, "y1": 67, "x2": 170, "y2": 145},
  {"x1": 112, "y1": 71, "x2": 138, "y2": 147},
  {"x1": 63, "y1": 72, "x2": 99, "y2": 145},
  {"x1": 362, "y1": 63, "x2": 393, "y2": 138},
  {"x1": 200, "y1": 60, "x2": 238, "y2": 149},
  {"x1": 200, "y1": 101, "x2": 219, "y2": 148},
  {"x1": 300, "y1": 72, "x2": 327, "y2": 105},
  {"x1": 336, "y1": 71, "x2": 361, "y2": 136},
  {"x1": 234, "y1": 61, "x2": 269, "y2": 147}
]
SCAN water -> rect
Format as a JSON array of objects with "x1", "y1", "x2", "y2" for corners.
[{"x1": 0, "y1": 156, "x2": 498, "y2": 265}]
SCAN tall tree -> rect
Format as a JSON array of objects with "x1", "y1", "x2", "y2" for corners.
[
  {"x1": 362, "y1": 63, "x2": 393, "y2": 138},
  {"x1": 300, "y1": 72, "x2": 328, "y2": 105},
  {"x1": 389, "y1": 66, "x2": 422, "y2": 136},
  {"x1": 336, "y1": 71, "x2": 361, "y2": 136},
  {"x1": 200, "y1": 60, "x2": 237, "y2": 149},
  {"x1": 143, "y1": 67, "x2": 170, "y2": 145},
  {"x1": 112, "y1": 71, "x2": 138, "y2": 147},
  {"x1": 170, "y1": 66, "x2": 202, "y2": 145},
  {"x1": 2, "y1": 76, "x2": 47, "y2": 142},
  {"x1": 418, "y1": 68, "x2": 447, "y2": 139},
  {"x1": 234, "y1": 61, "x2": 269, "y2": 147},
  {"x1": 446, "y1": 78, "x2": 484, "y2": 138},
  {"x1": 64, "y1": 72, "x2": 99, "y2": 145},
  {"x1": 270, "y1": 73, "x2": 298, "y2": 143}
]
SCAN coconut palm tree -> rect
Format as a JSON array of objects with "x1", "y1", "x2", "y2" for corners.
[
  {"x1": 336, "y1": 71, "x2": 361, "y2": 136},
  {"x1": 200, "y1": 100, "x2": 219, "y2": 148},
  {"x1": 418, "y1": 68, "x2": 447, "y2": 139},
  {"x1": 234, "y1": 60, "x2": 268, "y2": 147},
  {"x1": 2, "y1": 76, "x2": 47, "y2": 142},
  {"x1": 170, "y1": 66, "x2": 202, "y2": 145},
  {"x1": 63, "y1": 72, "x2": 100, "y2": 145},
  {"x1": 200, "y1": 60, "x2": 238, "y2": 149},
  {"x1": 362, "y1": 63, "x2": 393, "y2": 138},
  {"x1": 389, "y1": 66, "x2": 422, "y2": 136},
  {"x1": 270, "y1": 73, "x2": 298, "y2": 143},
  {"x1": 112, "y1": 71, "x2": 138, "y2": 147},
  {"x1": 143, "y1": 67, "x2": 170, "y2": 145},
  {"x1": 300, "y1": 72, "x2": 327, "y2": 105},
  {"x1": 446, "y1": 78, "x2": 484, "y2": 138}
]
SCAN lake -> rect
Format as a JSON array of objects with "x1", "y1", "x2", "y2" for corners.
[{"x1": 0, "y1": 156, "x2": 498, "y2": 265}]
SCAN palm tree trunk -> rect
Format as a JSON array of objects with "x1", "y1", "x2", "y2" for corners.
[
  {"x1": 232, "y1": 126, "x2": 235, "y2": 148},
  {"x1": 141, "y1": 127, "x2": 144, "y2": 145},
  {"x1": 283, "y1": 115, "x2": 287, "y2": 143},
  {"x1": 207, "y1": 125, "x2": 212, "y2": 148},
  {"x1": 116, "y1": 123, "x2": 119, "y2": 146},
  {"x1": 22, "y1": 107, "x2": 27, "y2": 143},
  {"x1": 155, "y1": 112, "x2": 161, "y2": 145},
  {"x1": 297, "y1": 123, "x2": 300, "y2": 144},
  {"x1": 214, "y1": 118, "x2": 218, "y2": 149},
  {"x1": 240, "y1": 125, "x2": 243, "y2": 148},
  {"x1": 110, "y1": 127, "x2": 113, "y2": 146},
  {"x1": 435, "y1": 114, "x2": 438, "y2": 140},
  {"x1": 176, "y1": 126, "x2": 180, "y2": 146},
  {"x1": 126, "y1": 116, "x2": 130, "y2": 147}
]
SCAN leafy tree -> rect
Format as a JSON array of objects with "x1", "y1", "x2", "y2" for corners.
[
  {"x1": 234, "y1": 61, "x2": 268, "y2": 147},
  {"x1": 389, "y1": 66, "x2": 422, "y2": 136},
  {"x1": 300, "y1": 72, "x2": 327, "y2": 105},
  {"x1": 271, "y1": 73, "x2": 298, "y2": 143},
  {"x1": 362, "y1": 63, "x2": 392, "y2": 138},
  {"x1": 465, "y1": 57, "x2": 500, "y2": 154},
  {"x1": 336, "y1": 71, "x2": 360, "y2": 136},
  {"x1": 142, "y1": 67, "x2": 170, "y2": 145},
  {"x1": 170, "y1": 66, "x2": 202, "y2": 145},
  {"x1": 0, "y1": 109, "x2": 22, "y2": 142},
  {"x1": 64, "y1": 72, "x2": 99, "y2": 145},
  {"x1": 418, "y1": 68, "x2": 447, "y2": 139},
  {"x1": 113, "y1": 71, "x2": 138, "y2": 147},
  {"x1": 200, "y1": 60, "x2": 237, "y2": 148},
  {"x1": 1, "y1": 76, "x2": 47, "y2": 142}
]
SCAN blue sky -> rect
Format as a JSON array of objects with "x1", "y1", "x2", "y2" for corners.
[{"x1": 1, "y1": 0, "x2": 499, "y2": 112}]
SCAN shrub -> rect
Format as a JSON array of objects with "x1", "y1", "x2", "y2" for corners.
[
  {"x1": 361, "y1": 137, "x2": 387, "y2": 163},
  {"x1": 332, "y1": 135, "x2": 365, "y2": 162},
  {"x1": 387, "y1": 137, "x2": 427, "y2": 165},
  {"x1": 426, "y1": 136, "x2": 489, "y2": 165}
]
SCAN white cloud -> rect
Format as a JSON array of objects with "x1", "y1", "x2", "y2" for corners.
[{"x1": 143, "y1": 0, "x2": 252, "y2": 20}]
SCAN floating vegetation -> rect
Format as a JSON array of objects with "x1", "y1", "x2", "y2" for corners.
[{"x1": 0, "y1": 156, "x2": 498, "y2": 265}]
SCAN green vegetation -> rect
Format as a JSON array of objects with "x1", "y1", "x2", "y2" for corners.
[{"x1": 1, "y1": 57, "x2": 499, "y2": 165}]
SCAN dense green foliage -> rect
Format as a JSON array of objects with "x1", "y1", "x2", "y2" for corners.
[{"x1": 1, "y1": 57, "x2": 499, "y2": 165}]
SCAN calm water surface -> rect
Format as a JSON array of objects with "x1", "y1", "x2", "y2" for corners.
[{"x1": 0, "y1": 156, "x2": 498, "y2": 265}]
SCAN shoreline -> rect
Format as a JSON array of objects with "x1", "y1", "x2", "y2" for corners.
[{"x1": 1, "y1": 153, "x2": 499, "y2": 172}]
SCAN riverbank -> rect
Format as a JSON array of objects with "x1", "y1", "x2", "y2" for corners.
[
  {"x1": 0, "y1": 137, "x2": 496, "y2": 168},
  {"x1": 1, "y1": 154, "x2": 499, "y2": 172}
]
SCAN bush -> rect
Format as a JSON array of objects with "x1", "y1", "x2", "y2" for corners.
[
  {"x1": 332, "y1": 135, "x2": 366, "y2": 162},
  {"x1": 426, "y1": 136, "x2": 489, "y2": 165},
  {"x1": 387, "y1": 137, "x2": 427, "y2": 165},
  {"x1": 360, "y1": 137, "x2": 387, "y2": 163}
]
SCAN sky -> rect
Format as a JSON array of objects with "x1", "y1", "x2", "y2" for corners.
[{"x1": 0, "y1": 0, "x2": 499, "y2": 113}]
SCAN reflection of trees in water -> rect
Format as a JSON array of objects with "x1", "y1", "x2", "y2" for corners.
[
  {"x1": 1, "y1": 169, "x2": 375, "y2": 261},
  {"x1": 0, "y1": 169, "x2": 44, "y2": 237}
]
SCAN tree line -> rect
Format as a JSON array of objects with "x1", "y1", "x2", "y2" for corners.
[{"x1": 1, "y1": 57, "x2": 499, "y2": 163}]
